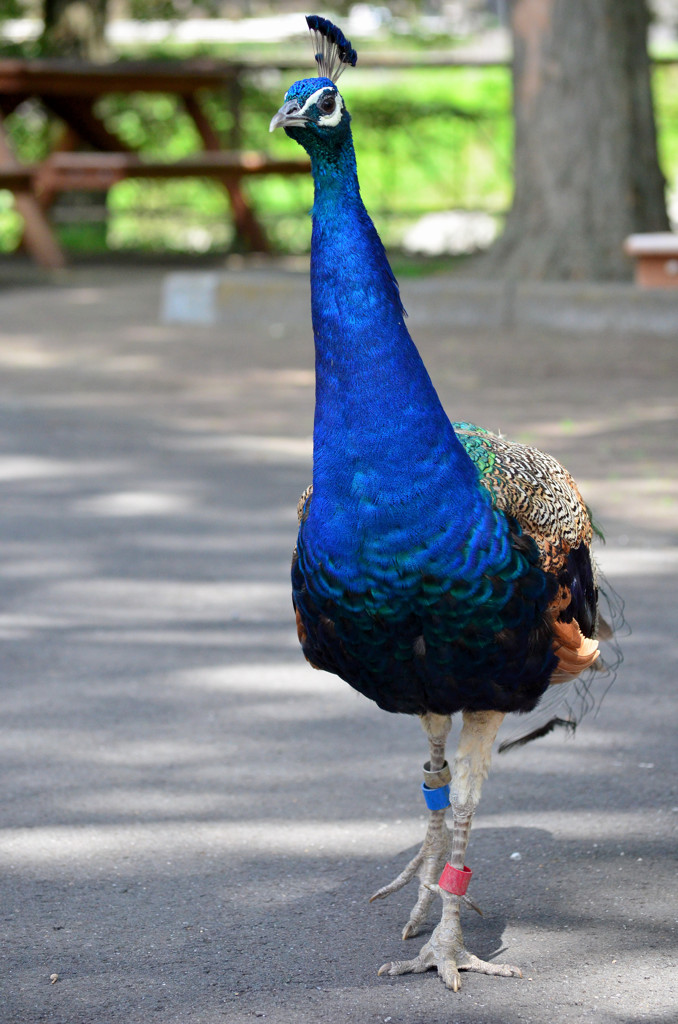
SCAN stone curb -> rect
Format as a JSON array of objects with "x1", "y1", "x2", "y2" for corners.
[{"x1": 161, "y1": 269, "x2": 678, "y2": 335}]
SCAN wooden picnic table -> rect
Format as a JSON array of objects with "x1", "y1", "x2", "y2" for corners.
[{"x1": 0, "y1": 58, "x2": 310, "y2": 268}]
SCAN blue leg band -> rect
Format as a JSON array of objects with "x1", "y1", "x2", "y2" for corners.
[{"x1": 421, "y1": 782, "x2": 451, "y2": 810}]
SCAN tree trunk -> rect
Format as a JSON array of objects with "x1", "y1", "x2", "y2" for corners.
[
  {"x1": 489, "y1": 0, "x2": 669, "y2": 280},
  {"x1": 41, "y1": 0, "x2": 110, "y2": 61}
]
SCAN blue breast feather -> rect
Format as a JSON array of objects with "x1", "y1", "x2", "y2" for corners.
[{"x1": 293, "y1": 488, "x2": 560, "y2": 716}]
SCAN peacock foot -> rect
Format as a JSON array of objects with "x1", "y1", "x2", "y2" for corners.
[
  {"x1": 378, "y1": 943, "x2": 523, "y2": 992},
  {"x1": 377, "y1": 890, "x2": 521, "y2": 991},
  {"x1": 369, "y1": 809, "x2": 450, "y2": 938}
]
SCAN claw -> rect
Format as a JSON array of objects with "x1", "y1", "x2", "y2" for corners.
[
  {"x1": 458, "y1": 952, "x2": 522, "y2": 979},
  {"x1": 378, "y1": 957, "x2": 431, "y2": 978},
  {"x1": 440, "y1": 962, "x2": 462, "y2": 991},
  {"x1": 369, "y1": 852, "x2": 424, "y2": 903},
  {"x1": 400, "y1": 881, "x2": 438, "y2": 938},
  {"x1": 369, "y1": 812, "x2": 450, "y2": 942}
]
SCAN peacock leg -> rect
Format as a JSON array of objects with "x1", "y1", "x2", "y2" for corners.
[
  {"x1": 370, "y1": 712, "x2": 452, "y2": 939},
  {"x1": 378, "y1": 710, "x2": 523, "y2": 991}
]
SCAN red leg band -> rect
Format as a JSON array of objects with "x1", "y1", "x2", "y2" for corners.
[{"x1": 439, "y1": 862, "x2": 472, "y2": 895}]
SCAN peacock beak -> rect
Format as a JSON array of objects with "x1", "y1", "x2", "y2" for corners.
[{"x1": 269, "y1": 99, "x2": 307, "y2": 133}]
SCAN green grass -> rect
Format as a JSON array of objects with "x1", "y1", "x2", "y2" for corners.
[
  {"x1": 654, "y1": 63, "x2": 678, "y2": 189},
  {"x1": 0, "y1": 55, "x2": 676, "y2": 258}
]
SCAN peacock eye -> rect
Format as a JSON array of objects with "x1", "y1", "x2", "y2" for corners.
[{"x1": 319, "y1": 94, "x2": 336, "y2": 114}]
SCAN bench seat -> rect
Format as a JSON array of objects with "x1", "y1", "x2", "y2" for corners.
[
  {"x1": 38, "y1": 151, "x2": 310, "y2": 191},
  {"x1": 0, "y1": 166, "x2": 37, "y2": 190},
  {"x1": 624, "y1": 232, "x2": 678, "y2": 289}
]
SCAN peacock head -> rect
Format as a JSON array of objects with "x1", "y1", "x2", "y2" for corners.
[{"x1": 269, "y1": 16, "x2": 357, "y2": 153}]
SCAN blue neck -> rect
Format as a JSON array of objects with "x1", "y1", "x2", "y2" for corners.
[{"x1": 306, "y1": 130, "x2": 483, "y2": 571}]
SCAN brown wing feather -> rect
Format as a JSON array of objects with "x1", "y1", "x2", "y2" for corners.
[
  {"x1": 454, "y1": 426, "x2": 600, "y2": 681},
  {"x1": 454, "y1": 427, "x2": 592, "y2": 565}
]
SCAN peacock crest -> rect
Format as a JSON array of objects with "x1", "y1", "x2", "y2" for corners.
[{"x1": 306, "y1": 15, "x2": 358, "y2": 82}]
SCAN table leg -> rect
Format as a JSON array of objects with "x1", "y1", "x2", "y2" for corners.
[
  {"x1": 223, "y1": 177, "x2": 269, "y2": 253},
  {"x1": 183, "y1": 94, "x2": 270, "y2": 253},
  {"x1": 0, "y1": 117, "x2": 65, "y2": 270}
]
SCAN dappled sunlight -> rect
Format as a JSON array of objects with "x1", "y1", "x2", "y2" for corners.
[
  {"x1": 5, "y1": 577, "x2": 290, "y2": 627},
  {"x1": 99, "y1": 353, "x2": 159, "y2": 374},
  {"x1": 141, "y1": 507, "x2": 297, "y2": 538},
  {"x1": 217, "y1": 368, "x2": 315, "y2": 388},
  {"x1": 118, "y1": 323, "x2": 178, "y2": 344},
  {"x1": 579, "y1": 481, "x2": 678, "y2": 534},
  {"x1": 164, "y1": 665, "x2": 351, "y2": 722},
  {"x1": 0, "y1": 818, "x2": 421, "y2": 871},
  {"x1": 0, "y1": 335, "x2": 75, "y2": 369},
  {"x1": 0, "y1": 455, "x2": 122, "y2": 482},
  {"x1": 0, "y1": 334, "x2": 159, "y2": 375},
  {"x1": 171, "y1": 432, "x2": 313, "y2": 462},
  {"x1": 0, "y1": 555, "x2": 97, "y2": 580},
  {"x1": 63, "y1": 625, "x2": 296, "y2": 648},
  {"x1": 73, "y1": 489, "x2": 196, "y2": 517},
  {"x1": 0, "y1": 812, "x2": 670, "y2": 874},
  {"x1": 0, "y1": 731, "x2": 224, "y2": 768},
  {"x1": 63, "y1": 287, "x2": 107, "y2": 306},
  {"x1": 531, "y1": 403, "x2": 677, "y2": 440},
  {"x1": 141, "y1": 529, "x2": 295, "y2": 557},
  {"x1": 0, "y1": 271, "x2": 675, "y2": 1022},
  {"x1": 595, "y1": 544, "x2": 678, "y2": 577},
  {"x1": 66, "y1": 788, "x2": 231, "y2": 819},
  {"x1": 166, "y1": 661, "x2": 344, "y2": 698},
  {"x1": 472, "y1": 810, "x2": 672, "y2": 844}
]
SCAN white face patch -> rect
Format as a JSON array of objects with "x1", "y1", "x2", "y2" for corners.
[
  {"x1": 318, "y1": 93, "x2": 344, "y2": 127},
  {"x1": 288, "y1": 86, "x2": 345, "y2": 128}
]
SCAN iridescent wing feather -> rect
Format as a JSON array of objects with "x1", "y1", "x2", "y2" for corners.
[{"x1": 451, "y1": 423, "x2": 622, "y2": 749}]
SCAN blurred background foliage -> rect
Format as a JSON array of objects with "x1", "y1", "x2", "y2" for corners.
[
  {"x1": 0, "y1": 61, "x2": 515, "y2": 256},
  {"x1": 0, "y1": 2, "x2": 676, "y2": 259}
]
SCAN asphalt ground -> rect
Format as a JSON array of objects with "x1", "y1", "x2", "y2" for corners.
[{"x1": 0, "y1": 262, "x2": 676, "y2": 1024}]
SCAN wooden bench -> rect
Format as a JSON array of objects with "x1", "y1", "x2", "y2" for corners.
[
  {"x1": 0, "y1": 58, "x2": 311, "y2": 266},
  {"x1": 38, "y1": 151, "x2": 310, "y2": 190},
  {"x1": 0, "y1": 154, "x2": 311, "y2": 266},
  {"x1": 35, "y1": 150, "x2": 310, "y2": 255},
  {"x1": 0, "y1": 167, "x2": 36, "y2": 191},
  {"x1": 0, "y1": 164, "x2": 65, "y2": 269},
  {"x1": 624, "y1": 233, "x2": 678, "y2": 288},
  {"x1": 0, "y1": 151, "x2": 310, "y2": 265}
]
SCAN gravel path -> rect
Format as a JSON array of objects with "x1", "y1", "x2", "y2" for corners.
[{"x1": 0, "y1": 264, "x2": 676, "y2": 1024}]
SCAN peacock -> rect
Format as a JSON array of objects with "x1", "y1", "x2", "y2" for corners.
[{"x1": 270, "y1": 16, "x2": 618, "y2": 991}]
